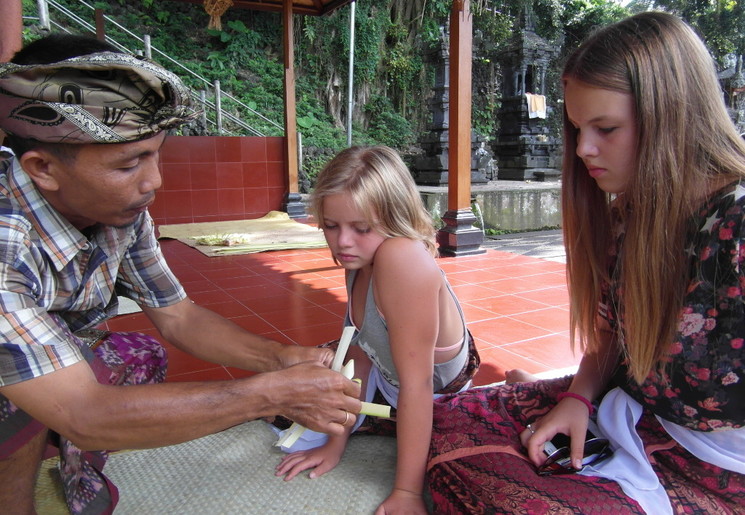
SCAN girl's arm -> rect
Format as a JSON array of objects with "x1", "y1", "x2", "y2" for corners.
[
  {"x1": 374, "y1": 238, "x2": 442, "y2": 510},
  {"x1": 566, "y1": 318, "x2": 619, "y2": 407}
]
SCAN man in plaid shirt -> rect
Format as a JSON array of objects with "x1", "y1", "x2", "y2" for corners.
[{"x1": 0, "y1": 34, "x2": 360, "y2": 515}]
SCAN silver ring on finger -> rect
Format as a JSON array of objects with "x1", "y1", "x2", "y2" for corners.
[
  {"x1": 526, "y1": 423, "x2": 536, "y2": 434},
  {"x1": 341, "y1": 411, "x2": 350, "y2": 426}
]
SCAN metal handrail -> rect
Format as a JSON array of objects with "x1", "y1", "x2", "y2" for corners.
[{"x1": 37, "y1": 0, "x2": 283, "y2": 136}]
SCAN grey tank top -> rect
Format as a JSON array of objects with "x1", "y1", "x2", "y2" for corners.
[{"x1": 344, "y1": 268, "x2": 470, "y2": 391}]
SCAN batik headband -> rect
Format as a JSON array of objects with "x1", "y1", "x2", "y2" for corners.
[{"x1": 0, "y1": 52, "x2": 198, "y2": 144}]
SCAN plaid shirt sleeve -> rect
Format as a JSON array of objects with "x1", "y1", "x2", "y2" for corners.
[{"x1": 0, "y1": 215, "x2": 85, "y2": 386}]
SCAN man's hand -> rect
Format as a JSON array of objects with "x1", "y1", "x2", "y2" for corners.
[
  {"x1": 275, "y1": 344, "x2": 334, "y2": 370},
  {"x1": 262, "y1": 361, "x2": 361, "y2": 436}
]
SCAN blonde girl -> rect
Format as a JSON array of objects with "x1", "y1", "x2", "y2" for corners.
[{"x1": 275, "y1": 146, "x2": 479, "y2": 515}]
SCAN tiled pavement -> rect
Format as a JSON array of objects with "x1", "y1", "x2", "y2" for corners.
[
  {"x1": 482, "y1": 229, "x2": 566, "y2": 263},
  {"x1": 102, "y1": 230, "x2": 580, "y2": 386}
]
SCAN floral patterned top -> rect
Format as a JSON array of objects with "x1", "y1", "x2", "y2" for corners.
[{"x1": 603, "y1": 181, "x2": 745, "y2": 431}]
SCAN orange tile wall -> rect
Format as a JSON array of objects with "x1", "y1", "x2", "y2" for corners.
[{"x1": 150, "y1": 135, "x2": 287, "y2": 225}]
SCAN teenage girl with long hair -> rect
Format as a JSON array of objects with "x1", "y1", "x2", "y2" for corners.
[{"x1": 426, "y1": 12, "x2": 745, "y2": 514}]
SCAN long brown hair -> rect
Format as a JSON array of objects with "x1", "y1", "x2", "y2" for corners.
[{"x1": 561, "y1": 12, "x2": 745, "y2": 382}]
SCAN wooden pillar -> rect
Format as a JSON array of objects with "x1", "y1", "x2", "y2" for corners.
[
  {"x1": 0, "y1": 0, "x2": 23, "y2": 62},
  {"x1": 281, "y1": 0, "x2": 305, "y2": 218},
  {"x1": 437, "y1": 0, "x2": 484, "y2": 256}
]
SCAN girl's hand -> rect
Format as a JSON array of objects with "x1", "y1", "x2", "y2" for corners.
[
  {"x1": 274, "y1": 439, "x2": 346, "y2": 481},
  {"x1": 520, "y1": 399, "x2": 591, "y2": 471},
  {"x1": 374, "y1": 488, "x2": 428, "y2": 515}
]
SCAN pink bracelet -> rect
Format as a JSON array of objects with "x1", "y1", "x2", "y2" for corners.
[{"x1": 556, "y1": 391, "x2": 595, "y2": 415}]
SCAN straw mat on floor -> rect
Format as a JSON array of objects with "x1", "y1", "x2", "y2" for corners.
[
  {"x1": 157, "y1": 211, "x2": 327, "y2": 257},
  {"x1": 34, "y1": 457, "x2": 68, "y2": 515},
  {"x1": 36, "y1": 421, "x2": 396, "y2": 514}
]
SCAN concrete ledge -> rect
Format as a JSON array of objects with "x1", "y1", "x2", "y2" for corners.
[{"x1": 419, "y1": 180, "x2": 562, "y2": 232}]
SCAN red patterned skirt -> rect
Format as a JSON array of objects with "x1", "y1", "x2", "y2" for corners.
[
  {"x1": 426, "y1": 377, "x2": 745, "y2": 514},
  {"x1": 0, "y1": 331, "x2": 167, "y2": 515}
]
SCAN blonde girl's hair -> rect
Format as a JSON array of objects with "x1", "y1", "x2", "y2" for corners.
[
  {"x1": 561, "y1": 11, "x2": 745, "y2": 383},
  {"x1": 310, "y1": 145, "x2": 437, "y2": 257}
]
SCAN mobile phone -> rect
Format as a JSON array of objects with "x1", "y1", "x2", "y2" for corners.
[
  {"x1": 543, "y1": 429, "x2": 596, "y2": 456},
  {"x1": 538, "y1": 435, "x2": 612, "y2": 476}
]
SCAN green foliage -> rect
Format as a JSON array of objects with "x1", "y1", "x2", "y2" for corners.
[
  {"x1": 153, "y1": 10, "x2": 170, "y2": 24},
  {"x1": 381, "y1": 22, "x2": 425, "y2": 122},
  {"x1": 485, "y1": 225, "x2": 560, "y2": 236},
  {"x1": 472, "y1": 2, "x2": 514, "y2": 44},
  {"x1": 364, "y1": 95, "x2": 414, "y2": 148},
  {"x1": 555, "y1": 0, "x2": 629, "y2": 51},
  {"x1": 419, "y1": 0, "x2": 452, "y2": 47},
  {"x1": 297, "y1": 115, "x2": 316, "y2": 130},
  {"x1": 350, "y1": 4, "x2": 391, "y2": 85},
  {"x1": 20, "y1": 0, "x2": 39, "y2": 45},
  {"x1": 20, "y1": 0, "x2": 745, "y2": 176},
  {"x1": 21, "y1": 0, "x2": 36, "y2": 13},
  {"x1": 302, "y1": 148, "x2": 340, "y2": 186},
  {"x1": 472, "y1": 91, "x2": 500, "y2": 138},
  {"x1": 643, "y1": 0, "x2": 745, "y2": 61}
]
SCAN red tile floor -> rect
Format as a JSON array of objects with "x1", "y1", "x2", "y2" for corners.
[{"x1": 101, "y1": 239, "x2": 582, "y2": 386}]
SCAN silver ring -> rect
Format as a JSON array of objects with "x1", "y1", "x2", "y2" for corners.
[
  {"x1": 526, "y1": 423, "x2": 535, "y2": 434},
  {"x1": 341, "y1": 411, "x2": 350, "y2": 426}
]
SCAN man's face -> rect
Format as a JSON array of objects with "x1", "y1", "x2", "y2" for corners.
[{"x1": 41, "y1": 132, "x2": 166, "y2": 230}]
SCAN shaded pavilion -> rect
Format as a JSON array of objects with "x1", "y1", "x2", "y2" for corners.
[{"x1": 0, "y1": 0, "x2": 480, "y2": 255}]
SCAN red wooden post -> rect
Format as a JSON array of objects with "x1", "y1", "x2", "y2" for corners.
[
  {"x1": 437, "y1": 0, "x2": 485, "y2": 256},
  {"x1": 281, "y1": 0, "x2": 305, "y2": 218}
]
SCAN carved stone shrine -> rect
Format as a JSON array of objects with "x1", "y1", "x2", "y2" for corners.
[
  {"x1": 493, "y1": 7, "x2": 560, "y2": 181},
  {"x1": 412, "y1": 28, "x2": 493, "y2": 186}
]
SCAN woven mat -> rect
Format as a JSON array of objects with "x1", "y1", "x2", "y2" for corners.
[
  {"x1": 36, "y1": 422, "x2": 396, "y2": 513},
  {"x1": 32, "y1": 421, "x2": 396, "y2": 514},
  {"x1": 157, "y1": 211, "x2": 327, "y2": 257},
  {"x1": 34, "y1": 457, "x2": 68, "y2": 515}
]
